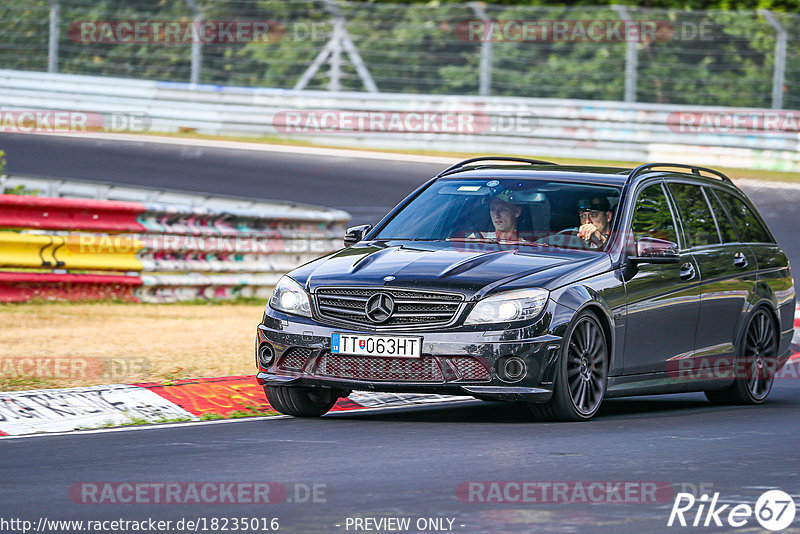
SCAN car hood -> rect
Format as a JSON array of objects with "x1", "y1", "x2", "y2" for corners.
[{"x1": 290, "y1": 240, "x2": 603, "y2": 299}]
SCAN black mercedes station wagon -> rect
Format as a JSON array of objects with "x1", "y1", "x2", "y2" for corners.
[{"x1": 256, "y1": 157, "x2": 795, "y2": 421}]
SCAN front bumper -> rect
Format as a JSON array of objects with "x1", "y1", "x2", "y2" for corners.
[{"x1": 254, "y1": 311, "x2": 564, "y2": 403}]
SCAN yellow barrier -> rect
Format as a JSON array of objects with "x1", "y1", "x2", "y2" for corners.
[
  {"x1": 60, "y1": 234, "x2": 143, "y2": 271},
  {"x1": 0, "y1": 232, "x2": 60, "y2": 268},
  {"x1": 0, "y1": 232, "x2": 143, "y2": 271}
]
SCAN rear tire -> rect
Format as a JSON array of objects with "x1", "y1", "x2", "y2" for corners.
[
  {"x1": 265, "y1": 386, "x2": 339, "y2": 417},
  {"x1": 705, "y1": 307, "x2": 778, "y2": 405},
  {"x1": 529, "y1": 310, "x2": 608, "y2": 421}
]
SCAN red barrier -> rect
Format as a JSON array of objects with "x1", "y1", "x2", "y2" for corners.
[
  {"x1": 137, "y1": 376, "x2": 367, "y2": 416},
  {"x1": 0, "y1": 195, "x2": 146, "y2": 233},
  {"x1": 0, "y1": 272, "x2": 141, "y2": 302}
]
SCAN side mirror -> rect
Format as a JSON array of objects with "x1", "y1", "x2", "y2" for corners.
[
  {"x1": 629, "y1": 237, "x2": 680, "y2": 264},
  {"x1": 344, "y1": 224, "x2": 372, "y2": 247}
]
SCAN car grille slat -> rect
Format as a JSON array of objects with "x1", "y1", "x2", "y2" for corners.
[
  {"x1": 315, "y1": 287, "x2": 464, "y2": 328},
  {"x1": 320, "y1": 294, "x2": 369, "y2": 303},
  {"x1": 391, "y1": 311, "x2": 454, "y2": 318},
  {"x1": 319, "y1": 303, "x2": 368, "y2": 316},
  {"x1": 316, "y1": 352, "x2": 443, "y2": 382},
  {"x1": 393, "y1": 299, "x2": 461, "y2": 305}
]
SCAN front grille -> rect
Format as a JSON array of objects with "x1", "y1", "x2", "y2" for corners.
[
  {"x1": 447, "y1": 357, "x2": 491, "y2": 381},
  {"x1": 316, "y1": 352, "x2": 444, "y2": 382},
  {"x1": 277, "y1": 348, "x2": 313, "y2": 372},
  {"x1": 315, "y1": 287, "x2": 463, "y2": 328}
]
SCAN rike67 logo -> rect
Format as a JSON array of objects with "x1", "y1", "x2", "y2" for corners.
[{"x1": 668, "y1": 490, "x2": 796, "y2": 531}]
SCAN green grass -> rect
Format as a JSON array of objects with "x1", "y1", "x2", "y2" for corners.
[
  {"x1": 199, "y1": 407, "x2": 279, "y2": 420},
  {"x1": 0, "y1": 375, "x2": 59, "y2": 392}
]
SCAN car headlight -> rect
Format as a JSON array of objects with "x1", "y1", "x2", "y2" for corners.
[
  {"x1": 464, "y1": 288, "x2": 549, "y2": 325},
  {"x1": 268, "y1": 276, "x2": 312, "y2": 317}
]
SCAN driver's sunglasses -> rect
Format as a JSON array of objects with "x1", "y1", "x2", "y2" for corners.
[{"x1": 579, "y1": 209, "x2": 602, "y2": 221}]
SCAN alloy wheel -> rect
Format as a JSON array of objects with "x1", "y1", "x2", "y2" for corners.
[{"x1": 566, "y1": 316, "x2": 608, "y2": 416}]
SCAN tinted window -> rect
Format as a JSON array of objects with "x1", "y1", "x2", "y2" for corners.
[
  {"x1": 714, "y1": 189, "x2": 773, "y2": 243},
  {"x1": 631, "y1": 184, "x2": 678, "y2": 244},
  {"x1": 705, "y1": 188, "x2": 739, "y2": 243},
  {"x1": 667, "y1": 183, "x2": 720, "y2": 247}
]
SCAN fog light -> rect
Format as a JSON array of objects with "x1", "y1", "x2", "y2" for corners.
[
  {"x1": 498, "y1": 356, "x2": 526, "y2": 383},
  {"x1": 258, "y1": 344, "x2": 275, "y2": 369}
]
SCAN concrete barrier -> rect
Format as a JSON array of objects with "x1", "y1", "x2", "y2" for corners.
[{"x1": 1, "y1": 69, "x2": 798, "y2": 171}]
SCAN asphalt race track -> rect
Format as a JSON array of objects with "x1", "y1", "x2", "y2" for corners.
[
  {"x1": 2, "y1": 382, "x2": 800, "y2": 533},
  {"x1": 1, "y1": 132, "x2": 799, "y2": 533}
]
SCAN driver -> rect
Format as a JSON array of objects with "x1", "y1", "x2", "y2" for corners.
[{"x1": 577, "y1": 196, "x2": 613, "y2": 248}]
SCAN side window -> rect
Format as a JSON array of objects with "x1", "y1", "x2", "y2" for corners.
[
  {"x1": 705, "y1": 188, "x2": 739, "y2": 243},
  {"x1": 713, "y1": 189, "x2": 774, "y2": 244},
  {"x1": 631, "y1": 184, "x2": 679, "y2": 244},
  {"x1": 667, "y1": 183, "x2": 720, "y2": 248}
]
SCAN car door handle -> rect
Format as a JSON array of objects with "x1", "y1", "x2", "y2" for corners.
[
  {"x1": 733, "y1": 252, "x2": 748, "y2": 268},
  {"x1": 679, "y1": 262, "x2": 696, "y2": 281}
]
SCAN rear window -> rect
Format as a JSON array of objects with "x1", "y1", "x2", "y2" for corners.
[
  {"x1": 712, "y1": 189, "x2": 774, "y2": 244},
  {"x1": 705, "y1": 187, "x2": 739, "y2": 243},
  {"x1": 667, "y1": 183, "x2": 720, "y2": 248}
]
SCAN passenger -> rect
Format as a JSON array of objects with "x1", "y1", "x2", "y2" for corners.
[
  {"x1": 462, "y1": 190, "x2": 526, "y2": 242},
  {"x1": 577, "y1": 196, "x2": 613, "y2": 248}
]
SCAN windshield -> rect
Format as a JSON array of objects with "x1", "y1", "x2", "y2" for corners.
[{"x1": 375, "y1": 178, "x2": 621, "y2": 251}]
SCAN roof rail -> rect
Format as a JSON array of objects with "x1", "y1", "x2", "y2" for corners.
[
  {"x1": 436, "y1": 156, "x2": 557, "y2": 178},
  {"x1": 627, "y1": 163, "x2": 733, "y2": 186}
]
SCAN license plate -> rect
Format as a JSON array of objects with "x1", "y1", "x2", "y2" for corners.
[{"x1": 331, "y1": 333, "x2": 423, "y2": 358}]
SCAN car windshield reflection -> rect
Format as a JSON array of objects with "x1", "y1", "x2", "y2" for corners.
[{"x1": 375, "y1": 178, "x2": 621, "y2": 251}]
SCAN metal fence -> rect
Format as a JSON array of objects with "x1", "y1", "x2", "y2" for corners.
[{"x1": 1, "y1": 1, "x2": 798, "y2": 109}]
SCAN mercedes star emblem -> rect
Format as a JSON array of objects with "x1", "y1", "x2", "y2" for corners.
[{"x1": 365, "y1": 293, "x2": 395, "y2": 323}]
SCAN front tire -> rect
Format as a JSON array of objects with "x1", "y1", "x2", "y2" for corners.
[
  {"x1": 529, "y1": 310, "x2": 608, "y2": 421},
  {"x1": 705, "y1": 307, "x2": 778, "y2": 405},
  {"x1": 265, "y1": 386, "x2": 339, "y2": 417}
]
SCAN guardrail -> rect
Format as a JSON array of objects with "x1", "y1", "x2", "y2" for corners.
[
  {"x1": 1, "y1": 69, "x2": 799, "y2": 171},
  {"x1": 0, "y1": 231, "x2": 143, "y2": 271},
  {"x1": 0, "y1": 194, "x2": 146, "y2": 232},
  {"x1": 0, "y1": 178, "x2": 350, "y2": 303}
]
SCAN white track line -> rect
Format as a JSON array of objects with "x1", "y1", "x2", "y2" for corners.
[
  {"x1": 0, "y1": 415, "x2": 290, "y2": 440},
  {"x1": 0, "y1": 400, "x2": 480, "y2": 441}
]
